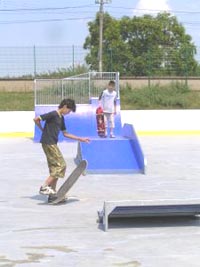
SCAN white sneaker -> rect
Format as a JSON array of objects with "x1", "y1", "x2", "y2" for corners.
[{"x1": 39, "y1": 185, "x2": 56, "y2": 195}]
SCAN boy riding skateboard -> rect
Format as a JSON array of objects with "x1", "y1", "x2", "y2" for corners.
[{"x1": 33, "y1": 98, "x2": 90, "y2": 203}]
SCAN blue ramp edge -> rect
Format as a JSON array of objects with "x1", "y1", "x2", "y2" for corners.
[{"x1": 122, "y1": 123, "x2": 146, "y2": 174}]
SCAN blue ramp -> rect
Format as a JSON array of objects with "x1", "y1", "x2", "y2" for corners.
[
  {"x1": 76, "y1": 124, "x2": 146, "y2": 174},
  {"x1": 76, "y1": 141, "x2": 145, "y2": 174}
]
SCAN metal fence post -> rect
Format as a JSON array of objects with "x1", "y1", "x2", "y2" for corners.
[
  {"x1": 34, "y1": 79, "x2": 37, "y2": 106},
  {"x1": 33, "y1": 45, "x2": 37, "y2": 78},
  {"x1": 147, "y1": 50, "x2": 151, "y2": 88},
  {"x1": 61, "y1": 79, "x2": 64, "y2": 100},
  {"x1": 89, "y1": 71, "x2": 91, "y2": 100},
  {"x1": 72, "y1": 45, "x2": 75, "y2": 74},
  {"x1": 185, "y1": 47, "x2": 188, "y2": 87}
]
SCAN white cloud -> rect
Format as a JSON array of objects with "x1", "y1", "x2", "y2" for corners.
[{"x1": 134, "y1": 0, "x2": 171, "y2": 16}]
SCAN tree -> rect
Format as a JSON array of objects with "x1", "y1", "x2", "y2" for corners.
[{"x1": 83, "y1": 12, "x2": 198, "y2": 76}]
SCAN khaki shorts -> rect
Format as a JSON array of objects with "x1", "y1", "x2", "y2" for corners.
[
  {"x1": 42, "y1": 144, "x2": 66, "y2": 179},
  {"x1": 104, "y1": 113, "x2": 115, "y2": 128}
]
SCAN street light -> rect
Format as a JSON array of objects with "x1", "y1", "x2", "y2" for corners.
[{"x1": 95, "y1": 0, "x2": 112, "y2": 72}]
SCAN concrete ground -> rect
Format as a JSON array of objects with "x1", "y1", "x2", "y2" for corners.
[{"x1": 0, "y1": 135, "x2": 200, "y2": 267}]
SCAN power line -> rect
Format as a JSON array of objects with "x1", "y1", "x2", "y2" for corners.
[
  {"x1": 1, "y1": 3, "x2": 200, "y2": 28},
  {"x1": 0, "y1": 17, "x2": 94, "y2": 25},
  {"x1": 0, "y1": 3, "x2": 200, "y2": 15},
  {"x1": 0, "y1": 4, "x2": 95, "y2": 12}
]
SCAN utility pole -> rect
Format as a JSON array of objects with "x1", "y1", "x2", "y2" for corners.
[{"x1": 95, "y1": 0, "x2": 111, "y2": 72}]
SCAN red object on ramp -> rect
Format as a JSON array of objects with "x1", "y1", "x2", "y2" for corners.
[{"x1": 96, "y1": 106, "x2": 105, "y2": 137}]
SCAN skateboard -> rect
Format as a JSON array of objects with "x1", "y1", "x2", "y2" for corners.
[
  {"x1": 96, "y1": 106, "x2": 105, "y2": 137},
  {"x1": 50, "y1": 160, "x2": 87, "y2": 205}
]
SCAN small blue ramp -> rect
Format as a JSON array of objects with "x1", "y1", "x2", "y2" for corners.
[{"x1": 75, "y1": 124, "x2": 146, "y2": 174}]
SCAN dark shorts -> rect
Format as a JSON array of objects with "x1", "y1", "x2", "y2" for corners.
[{"x1": 42, "y1": 144, "x2": 66, "y2": 179}]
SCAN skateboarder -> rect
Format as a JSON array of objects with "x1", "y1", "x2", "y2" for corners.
[
  {"x1": 33, "y1": 98, "x2": 90, "y2": 202},
  {"x1": 99, "y1": 80, "x2": 117, "y2": 138}
]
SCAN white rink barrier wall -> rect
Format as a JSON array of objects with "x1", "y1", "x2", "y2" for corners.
[
  {"x1": 121, "y1": 110, "x2": 200, "y2": 135},
  {"x1": 0, "y1": 110, "x2": 200, "y2": 137}
]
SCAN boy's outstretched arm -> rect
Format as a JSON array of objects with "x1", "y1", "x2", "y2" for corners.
[
  {"x1": 63, "y1": 131, "x2": 90, "y2": 143},
  {"x1": 33, "y1": 117, "x2": 43, "y2": 132}
]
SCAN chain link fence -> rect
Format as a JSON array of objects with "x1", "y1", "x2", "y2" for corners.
[
  {"x1": 0, "y1": 45, "x2": 200, "y2": 79},
  {"x1": 0, "y1": 46, "x2": 87, "y2": 78}
]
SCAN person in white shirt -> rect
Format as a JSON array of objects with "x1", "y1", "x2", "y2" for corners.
[{"x1": 99, "y1": 80, "x2": 117, "y2": 138}]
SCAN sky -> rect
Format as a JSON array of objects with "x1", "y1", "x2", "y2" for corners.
[{"x1": 0, "y1": 0, "x2": 200, "y2": 48}]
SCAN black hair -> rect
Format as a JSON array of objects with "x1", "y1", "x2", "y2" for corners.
[
  {"x1": 59, "y1": 98, "x2": 76, "y2": 112},
  {"x1": 108, "y1": 80, "x2": 115, "y2": 86}
]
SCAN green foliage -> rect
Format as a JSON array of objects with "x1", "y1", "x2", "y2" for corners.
[
  {"x1": 36, "y1": 65, "x2": 89, "y2": 79},
  {"x1": 0, "y1": 91, "x2": 34, "y2": 111},
  {"x1": 19, "y1": 65, "x2": 89, "y2": 79},
  {"x1": 84, "y1": 12, "x2": 198, "y2": 76},
  {"x1": 120, "y1": 82, "x2": 200, "y2": 109}
]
